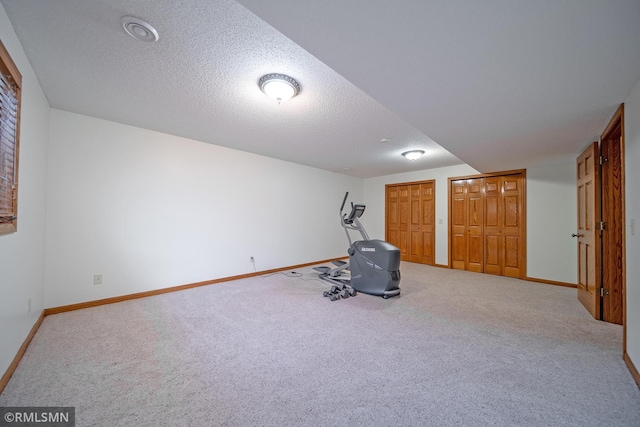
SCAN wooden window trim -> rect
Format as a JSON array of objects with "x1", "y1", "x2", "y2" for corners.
[{"x1": 0, "y1": 39, "x2": 22, "y2": 236}]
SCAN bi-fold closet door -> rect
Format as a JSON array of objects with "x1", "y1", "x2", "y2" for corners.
[
  {"x1": 386, "y1": 180, "x2": 435, "y2": 265},
  {"x1": 450, "y1": 171, "x2": 525, "y2": 278}
]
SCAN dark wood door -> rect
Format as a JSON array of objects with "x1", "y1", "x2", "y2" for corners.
[{"x1": 601, "y1": 116, "x2": 624, "y2": 325}]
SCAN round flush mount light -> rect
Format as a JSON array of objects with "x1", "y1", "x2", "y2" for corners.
[
  {"x1": 402, "y1": 150, "x2": 425, "y2": 161},
  {"x1": 121, "y1": 16, "x2": 159, "y2": 43},
  {"x1": 259, "y1": 73, "x2": 301, "y2": 103}
]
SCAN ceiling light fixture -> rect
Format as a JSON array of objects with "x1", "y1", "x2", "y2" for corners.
[
  {"x1": 121, "y1": 16, "x2": 159, "y2": 43},
  {"x1": 258, "y1": 73, "x2": 301, "y2": 103},
  {"x1": 402, "y1": 150, "x2": 425, "y2": 161}
]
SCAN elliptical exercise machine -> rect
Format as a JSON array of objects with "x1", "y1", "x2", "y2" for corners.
[{"x1": 314, "y1": 192, "x2": 401, "y2": 300}]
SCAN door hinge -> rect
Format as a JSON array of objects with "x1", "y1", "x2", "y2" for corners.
[
  {"x1": 599, "y1": 155, "x2": 608, "y2": 165},
  {"x1": 599, "y1": 221, "x2": 606, "y2": 231},
  {"x1": 599, "y1": 288, "x2": 610, "y2": 297}
]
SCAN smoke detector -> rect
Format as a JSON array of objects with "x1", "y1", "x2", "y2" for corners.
[{"x1": 121, "y1": 16, "x2": 159, "y2": 43}]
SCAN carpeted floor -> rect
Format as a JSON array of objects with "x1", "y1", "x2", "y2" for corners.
[{"x1": 1, "y1": 262, "x2": 639, "y2": 426}]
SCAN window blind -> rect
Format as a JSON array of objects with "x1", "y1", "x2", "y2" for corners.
[
  {"x1": 0, "y1": 73, "x2": 18, "y2": 219},
  {"x1": 0, "y1": 39, "x2": 21, "y2": 234}
]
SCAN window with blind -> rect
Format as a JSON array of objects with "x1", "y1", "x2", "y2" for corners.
[{"x1": 0, "y1": 39, "x2": 22, "y2": 236}]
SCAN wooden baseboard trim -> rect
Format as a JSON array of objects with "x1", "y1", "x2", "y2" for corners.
[
  {"x1": 624, "y1": 352, "x2": 640, "y2": 388},
  {"x1": 44, "y1": 258, "x2": 339, "y2": 316},
  {"x1": 0, "y1": 311, "x2": 46, "y2": 395},
  {"x1": 434, "y1": 263, "x2": 449, "y2": 269},
  {"x1": 525, "y1": 276, "x2": 577, "y2": 288}
]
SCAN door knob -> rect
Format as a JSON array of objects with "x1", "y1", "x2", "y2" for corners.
[{"x1": 571, "y1": 233, "x2": 584, "y2": 238}]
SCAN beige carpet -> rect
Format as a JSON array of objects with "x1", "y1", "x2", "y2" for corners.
[{"x1": 1, "y1": 262, "x2": 638, "y2": 426}]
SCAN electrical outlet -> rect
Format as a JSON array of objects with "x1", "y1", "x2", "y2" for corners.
[{"x1": 93, "y1": 274, "x2": 102, "y2": 285}]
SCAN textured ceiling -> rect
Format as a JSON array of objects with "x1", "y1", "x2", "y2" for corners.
[
  {"x1": 0, "y1": 0, "x2": 461, "y2": 178},
  {"x1": 2, "y1": 0, "x2": 640, "y2": 177},
  {"x1": 237, "y1": 0, "x2": 640, "y2": 173}
]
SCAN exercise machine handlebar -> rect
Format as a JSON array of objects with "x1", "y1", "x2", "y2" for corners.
[
  {"x1": 340, "y1": 192, "x2": 369, "y2": 244},
  {"x1": 340, "y1": 191, "x2": 349, "y2": 214}
]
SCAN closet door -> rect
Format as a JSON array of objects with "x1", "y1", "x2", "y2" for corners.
[
  {"x1": 449, "y1": 171, "x2": 525, "y2": 278},
  {"x1": 386, "y1": 181, "x2": 435, "y2": 265},
  {"x1": 467, "y1": 179, "x2": 484, "y2": 273},
  {"x1": 386, "y1": 186, "x2": 401, "y2": 252},
  {"x1": 501, "y1": 174, "x2": 524, "y2": 278},
  {"x1": 420, "y1": 182, "x2": 435, "y2": 265},
  {"x1": 483, "y1": 176, "x2": 502, "y2": 275},
  {"x1": 386, "y1": 185, "x2": 409, "y2": 260},
  {"x1": 398, "y1": 185, "x2": 410, "y2": 261},
  {"x1": 408, "y1": 182, "x2": 435, "y2": 264},
  {"x1": 451, "y1": 180, "x2": 467, "y2": 270},
  {"x1": 409, "y1": 184, "x2": 423, "y2": 262}
]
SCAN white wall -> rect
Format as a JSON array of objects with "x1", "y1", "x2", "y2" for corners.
[
  {"x1": 526, "y1": 162, "x2": 577, "y2": 283},
  {"x1": 0, "y1": 5, "x2": 50, "y2": 377},
  {"x1": 625, "y1": 78, "x2": 640, "y2": 371},
  {"x1": 44, "y1": 109, "x2": 361, "y2": 308},
  {"x1": 363, "y1": 164, "x2": 478, "y2": 266},
  {"x1": 363, "y1": 162, "x2": 577, "y2": 282}
]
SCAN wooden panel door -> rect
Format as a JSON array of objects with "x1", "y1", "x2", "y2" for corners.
[
  {"x1": 483, "y1": 177, "x2": 502, "y2": 275},
  {"x1": 449, "y1": 170, "x2": 525, "y2": 278},
  {"x1": 576, "y1": 142, "x2": 600, "y2": 319},
  {"x1": 409, "y1": 184, "x2": 423, "y2": 262},
  {"x1": 420, "y1": 182, "x2": 435, "y2": 265},
  {"x1": 601, "y1": 125, "x2": 624, "y2": 325},
  {"x1": 398, "y1": 185, "x2": 410, "y2": 261},
  {"x1": 501, "y1": 175, "x2": 524, "y2": 278},
  {"x1": 408, "y1": 182, "x2": 435, "y2": 264},
  {"x1": 386, "y1": 181, "x2": 435, "y2": 265},
  {"x1": 483, "y1": 175, "x2": 523, "y2": 277},
  {"x1": 386, "y1": 186, "x2": 400, "y2": 251},
  {"x1": 451, "y1": 180, "x2": 467, "y2": 270},
  {"x1": 467, "y1": 179, "x2": 484, "y2": 273}
]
